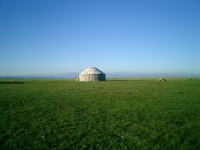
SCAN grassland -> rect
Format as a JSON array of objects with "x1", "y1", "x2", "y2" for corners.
[{"x1": 0, "y1": 78, "x2": 200, "y2": 150}]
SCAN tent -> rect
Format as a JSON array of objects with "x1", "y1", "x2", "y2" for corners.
[
  {"x1": 78, "y1": 67, "x2": 106, "y2": 82},
  {"x1": 158, "y1": 78, "x2": 167, "y2": 82}
]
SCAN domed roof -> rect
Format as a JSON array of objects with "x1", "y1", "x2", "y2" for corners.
[{"x1": 80, "y1": 67, "x2": 105, "y2": 75}]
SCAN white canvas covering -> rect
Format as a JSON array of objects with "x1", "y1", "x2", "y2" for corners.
[
  {"x1": 79, "y1": 67, "x2": 106, "y2": 82},
  {"x1": 158, "y1": 78, "x2": 167, "y2": 82}
]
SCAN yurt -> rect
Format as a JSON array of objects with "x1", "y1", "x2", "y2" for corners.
[
  {"x1": 78, "y1": 67, "x2": 106, "y2": 82},
  {"x1": 158, "y1": 78, "x2": 167, "y2": 82}
]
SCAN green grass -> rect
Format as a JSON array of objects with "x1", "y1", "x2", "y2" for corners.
[{"x1": 0, "y1": 78, "x2": 200, "y2": 150}]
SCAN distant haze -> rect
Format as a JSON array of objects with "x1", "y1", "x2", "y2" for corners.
[{"x1": 1, "y1": 72, "x2": 200, "y2": 79}]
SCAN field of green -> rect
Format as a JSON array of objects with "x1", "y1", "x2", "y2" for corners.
[{"x1": 0, "y1": 78, "x2": 200, "y2": 150}]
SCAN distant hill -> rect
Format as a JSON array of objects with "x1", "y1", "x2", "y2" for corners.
[{"x1": 1, "y1": 72, "x2": 200, "y2": 79}]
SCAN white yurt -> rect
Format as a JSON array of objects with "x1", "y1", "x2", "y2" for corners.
[
  {"x1": 158, "y1": 78, "x2": 167, "y2": 82},
  {"x1": 78, "y1": 67, "x2": 106, "y2": 82}
]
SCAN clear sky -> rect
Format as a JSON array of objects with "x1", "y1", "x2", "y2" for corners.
[{"x1": 0, "y1": 0, "x2": 200, "y2": 77}]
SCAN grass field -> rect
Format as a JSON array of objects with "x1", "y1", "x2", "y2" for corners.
[{"x1": 0, "y1": 78, "x2": 200, "y2": 150}]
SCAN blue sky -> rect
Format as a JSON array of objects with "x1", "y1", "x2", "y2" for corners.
[{"x1": 0, "y1": 0, "x2": 200, "y2": 77}]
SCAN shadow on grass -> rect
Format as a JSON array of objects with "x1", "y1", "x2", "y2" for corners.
[
  {"x1": 0, "y1": 82, "x2": 25, "y2": 84},
  {"x1": 108, "y1": 80, "x2": 144, "y2": 81}
]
